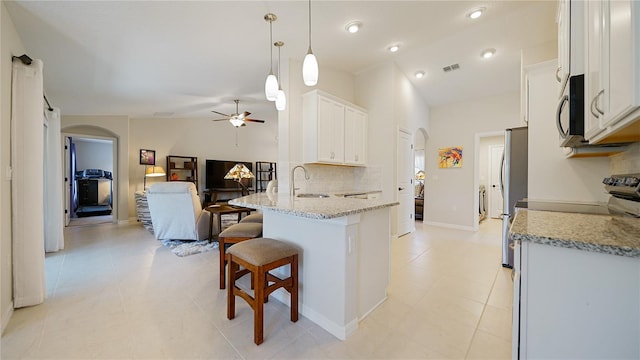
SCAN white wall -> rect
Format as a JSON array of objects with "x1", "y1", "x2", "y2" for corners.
[
  {"x1": 355, "y1": 62, "x2": 430, "y2": 236},
  {"x1": 426, "y1": 92, "x2": 521, "y2": 229},
  {"x1": 128, "y1": 117, "x2": 278, "y2": 217},
  {"x1": 74, "y1": 139, "x2": 113, "y2": 173},
  {"x1": 1, "y1": 1, "x2": 26, "y2": 333},
  {"x1": 526, "y1": 61, "x2": 610, "y2": 203}
]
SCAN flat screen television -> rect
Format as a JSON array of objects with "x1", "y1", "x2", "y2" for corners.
[{"x1": 205, "y1": 160, "x2": 253, "y2": 190}]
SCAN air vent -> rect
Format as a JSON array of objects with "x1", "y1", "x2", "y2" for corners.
[{"x1": 443, "y1": 63, "x2": 461, "y2": 72}]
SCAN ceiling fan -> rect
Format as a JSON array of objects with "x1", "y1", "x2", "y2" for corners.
[{"x1": 212, "y1": 99, "x2": 265, "y2": 127}]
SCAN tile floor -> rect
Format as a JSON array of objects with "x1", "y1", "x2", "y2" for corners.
[{"x1": 1, "y1": 218, "x2": 513, "y2": 359}]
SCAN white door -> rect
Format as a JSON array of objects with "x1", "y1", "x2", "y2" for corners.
[
  {"x1": 64, "y1": 136, "x2": 71, "y2": 226},
  {"x1": 397, "y1": 129, "x2": 413, "y2": 236},
  {"x1": 490, "y1": 145, "x2": 504, "y2": 218}
]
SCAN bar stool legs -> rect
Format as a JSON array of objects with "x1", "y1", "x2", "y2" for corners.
[{"x1": 226, "y1": 238, "x2": 299, "y2": 345}]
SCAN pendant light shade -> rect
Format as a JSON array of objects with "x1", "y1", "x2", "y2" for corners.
[
  {"x1": 265, "y1": 73, "x2": 278, "y2": 101},
  {"x1": 264, "y1": 13, "x2": 279, "y2": 101},
  {"x1": 276, "y1": 89, "x2": 287, "y2": 111},
  {"x1": 303, "y1": 50, "x2": 318, "y2": 86},
  {"x1": 303, "y1": 0, "x2": 318, "y2": 86},
  {"x1": 274, "y1": 41, "x2": 287, "y2": 111}
]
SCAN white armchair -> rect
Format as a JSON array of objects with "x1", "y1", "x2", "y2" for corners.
[{"x1": 146, "y1": 182, "x2": 210, "y2": 241}]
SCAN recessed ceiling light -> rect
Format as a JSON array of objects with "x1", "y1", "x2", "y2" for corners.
[
  {"x1": 468, "y1": 7, "x2": 485, "y2": 19},
  {"x1": 345, "y1": 21, "x2": 362, "y2": 34},
  {"x1": 481, "y1": 48, "x2": 496, "y2": 59},
  {"x1": 415, "y1": 71, "x2": 425, "y2": 79},
  {"x1": 388, "y1": 45, "x2": 400, "y2": 53}
]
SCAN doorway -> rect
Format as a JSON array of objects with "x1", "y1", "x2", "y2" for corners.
[
  {"x1": 474, "y1": 132, "x2": 504, "y2": 230},
  {"x1": 397, "y1": 128, "x2": 413, "y2": 236},
  {"x1": 64, "y1": 135, "x2": 116, "y2": 227},
  {"x1": 414, "y1": 129, "x2": 427, "y2": 222}
]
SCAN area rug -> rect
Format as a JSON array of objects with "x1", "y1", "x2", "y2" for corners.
[
  {"x1": 161, "y1": 214, "x2": 241, "y2": 257},
  {"x1": 161, "y1": 239, "x2": 219, "y2": 257}
]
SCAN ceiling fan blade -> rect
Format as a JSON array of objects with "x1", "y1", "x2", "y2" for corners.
[
  {"x1": 242, "y1": 111, "x2": 251, "y2": 117},
  {"x1": 245, "y1": 119, "x2": 266, "y2": 123},
  {"x1": 212, "y1": 118, "x2": 230, "y2": 121},
  {"x1": 211, "y1": 110, "x2": 230, "y2": 117}
]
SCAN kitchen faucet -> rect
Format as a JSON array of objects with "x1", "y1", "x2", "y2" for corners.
[{"x1": 290, "y1": 165, "x2": 310, "y2": 196}]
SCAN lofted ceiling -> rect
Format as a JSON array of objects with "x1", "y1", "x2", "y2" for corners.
[{"x1": 5, "y1": 0, "x2": 557, "y2": 123}]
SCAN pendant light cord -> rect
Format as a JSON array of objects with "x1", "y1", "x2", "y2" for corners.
[
  {"x1": 269, "y1": 19, "x2": 274, "y2": 74},
  {"x1": 308, "y1": 0, "x2": 312, "y2": 51}
]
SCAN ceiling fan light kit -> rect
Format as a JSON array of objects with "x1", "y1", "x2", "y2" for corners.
[
  {"x1": 303, "y1": 0, "x2": 319, "y2": 86},
  {"x1": 264, "y1": 13, "x2": 279, "y2": 101},
  {"x1": 275, "y1": 41, "x2": 287, "y2": 111}
]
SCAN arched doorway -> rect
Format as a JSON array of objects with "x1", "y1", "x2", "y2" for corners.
[
  {"x1": 62, "y1": 125, "x2": 119, "y2": 226},
  {"x1": 414, "y1": 128, "x2": 428, "y2": 223}
]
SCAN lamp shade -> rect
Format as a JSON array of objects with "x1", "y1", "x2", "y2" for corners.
[
  {"x1": 145, "y1": 166, "x2": 166, "y2": 177},
  {"x1": 303, "y1": 52, "x2": 318, "y2": 86},
  {"x1": 276, "y1": 89, "x2": 287, "y2": 111},
  {"x1": 224, "y1": 163, "x2": 255, "y2": 180},
  {"x1": 265, "y1": 73, "x2": 279, "y2": 101}
]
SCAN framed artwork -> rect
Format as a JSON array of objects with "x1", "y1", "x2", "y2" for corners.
[
  {"x1": 140, "y1": 149, "x2": 156, "y2": 165},
  {"x1": 438, "y1": 146, "x2": 463, "y2": 168}
]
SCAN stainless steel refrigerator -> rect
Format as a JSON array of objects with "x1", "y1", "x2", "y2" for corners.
[{"x1": 501, "y1": 127, "x2": 528, "y2": 268}]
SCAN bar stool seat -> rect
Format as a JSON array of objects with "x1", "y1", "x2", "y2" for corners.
[
  {"x1": 239, "y1": 213, "x2": 263, "y2": 223},
  {"x1": 218, "y1": 222, "x2": 263, "y2": 289},
  {"x1": 227, "y1": 237, "x2": 299, "y2": 345}
]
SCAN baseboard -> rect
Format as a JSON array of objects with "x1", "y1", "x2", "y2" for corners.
[
  {"x1": 270, "y1": 288, "x2": 355, "y2": 341},
  {"x1": 423, "y1": 221, "x2": 476, "y2": 232},
  {"x1": 358, "y1": 295, "x2": 387, "y2": 321},
  {"x1": 1, "y1": 301, "x2": 14, "y2": 335}
]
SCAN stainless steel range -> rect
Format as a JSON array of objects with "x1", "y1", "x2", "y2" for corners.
[
  {"x1": 514, "y1": 174, "x2": 640, "y2": 218},
  {"x1": 603, "y1": 173, "x2": 640, "y2": 217}
]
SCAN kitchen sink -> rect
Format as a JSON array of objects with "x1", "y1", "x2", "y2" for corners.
[{"x1": 296, "y1": 193, "x2": 330, "y2": 198}]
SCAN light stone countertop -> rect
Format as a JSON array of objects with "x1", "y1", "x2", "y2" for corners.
[
  {"x1": 510, "y1": 209, "x2": 640, "y2": 258},
  {"x1": 228, "y1": 192, "x2": 398, "y2": 220}
]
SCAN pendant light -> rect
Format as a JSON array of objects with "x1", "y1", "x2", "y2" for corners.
[
  {"x1": 302, "y1": 0, "x2": 318, "y2": 86},
  {"x1": 274, "y1": 41, "x2": 287, "y2": 111},
  {"x1": 264, "y1": 13, "x2": 279, "y2": 101}
]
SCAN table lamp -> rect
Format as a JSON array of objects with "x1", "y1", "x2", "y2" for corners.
[
  {"x1": 224, "y1": 163, "x2": 255, "y2": 195},
  {"x1": 144, "y1": 165, "x2": 166, "y2": 190}
]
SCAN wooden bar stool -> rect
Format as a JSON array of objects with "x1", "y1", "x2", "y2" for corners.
[
  {"x1": 218, "y1": 222, "x2": 263, "y2": 289},
  {"x1": 227, "y1": 238, "x2": 299, "y2": 345}
]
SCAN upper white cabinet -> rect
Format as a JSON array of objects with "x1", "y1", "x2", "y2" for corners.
[
  {"x1": 344, "y1": 107, "x2": 367, "y2": 165},
  {"x1": 585, "y1": 0, "x2": 640, "y2": 144},
  {"x1": 303, "y1": 90, "x2": 368, "y2": 166},
  {"x1": 556, "y1": 0, "x2": 585, "y2": 98}
]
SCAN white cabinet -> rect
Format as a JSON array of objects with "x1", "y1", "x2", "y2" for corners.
[
  {"x1": 516, "y1": 241, "x2": 640, "y2": 359},
  {"x1": 303, "y1": 90, "x2": 367, "y2": 166},
  {"x1": 344, "y1": 107, "x2": 366, "y2": 165},
  {"x1": 585, "y1": 0, "x2": 640, "y2": 144},
  {"x1": 556, "y1": 0, "x2": 585, "y2": 98}
]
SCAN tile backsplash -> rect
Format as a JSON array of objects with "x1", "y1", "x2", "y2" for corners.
[
  {"x1": 610, "y1": 143, "x2": 640, "y2": 174},
  {"x1": 290, "y1": 163, "x2": 382, "y2": 194}
]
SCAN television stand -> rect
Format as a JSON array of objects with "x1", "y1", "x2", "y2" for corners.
[{"x1": 203, "y1": 188, "x2": 249, "y2": 206}]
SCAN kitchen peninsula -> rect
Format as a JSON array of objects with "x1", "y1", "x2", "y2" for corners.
[{"x1": 229, "y1": 192, "x2": 398, "y2": 340}]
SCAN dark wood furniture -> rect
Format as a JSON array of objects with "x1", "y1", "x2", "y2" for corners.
[
  {"x1": 166, "y1": 155, "x2": 197, "y2": 184},
  {"x1": 204, "y1": 204, "x2": 253, "y2": 241},
  {"x1": 255, "y1": 161, "x2": 277, "y2": 192},
  {"x1": 415, "y1": 197, "x2": 424, "y2": 220},
  {"x1": 217, "y1": 222, "x2": 263, "y2": 289},
  {"x1": 227, "y1": 238, "x2": 299, "y2": 345}
]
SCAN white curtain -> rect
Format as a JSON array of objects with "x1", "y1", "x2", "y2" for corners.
[
  {"x1": 44, "y1": 107, "x2": 64, "y2": 252},
  {"x1": 11, "y1": 58, "x2": 46, "y2": 308}
]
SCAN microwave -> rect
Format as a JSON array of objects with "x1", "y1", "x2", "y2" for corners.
[{"x1": 556, "y1": 74, "x2": 585, "y2": 147}]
